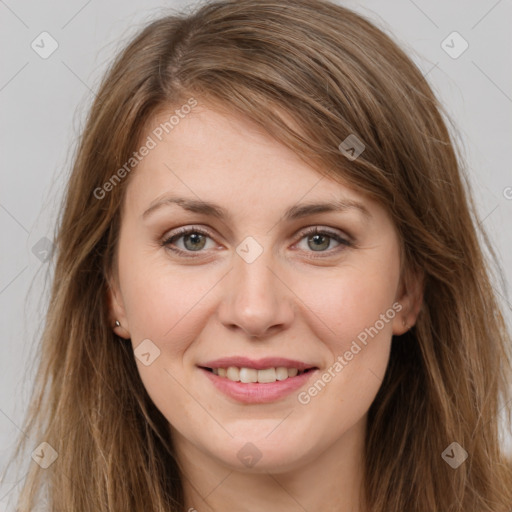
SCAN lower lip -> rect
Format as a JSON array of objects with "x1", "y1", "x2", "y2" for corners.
[{"x1": 199, "y1": 367, "x2": 318, "y2": 404}]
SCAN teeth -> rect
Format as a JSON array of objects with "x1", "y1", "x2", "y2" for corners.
[
  {"x1": 276, "y1": 367, "x2": 289, "y2": 380},
  {"x1": 239, "y1": 367, "x2": 258, "y2": 383},
  {"x1": 257, "y1": 368, "x2": 276, "y2": 383},
  {"x1": 211, "y1": 366, "x2": 309, "y2": 383},
  {"x1": 226, "y1": 366, "x2": 240, "y2": 381},
  {"x1": 287, "y1": 368, "x2": 298, "y2": 377}
]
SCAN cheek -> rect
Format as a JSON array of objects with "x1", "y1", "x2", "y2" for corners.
[
  {"x1": 293, "y1": 286, "x2": 395, "y2": 445},
  {"x1": 118, "y1": 250, "x2": 219, "y2": 346},
  {"x1": 117, "y1": 254, "x2": 214, "y2": 422},
  {"x1": 291, "y1": 261, "x2": 400, "y2": 352},
  {"x1": 289, "y1": 258, "x2": 399, "y2": 412}
]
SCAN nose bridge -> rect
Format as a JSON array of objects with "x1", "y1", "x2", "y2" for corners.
[
  {"x1": 218, "y1": 241, "x2": 294, "y2": 337},
  {"x1": 235, "y1": 249, "x2": 276, "y2": 304}
]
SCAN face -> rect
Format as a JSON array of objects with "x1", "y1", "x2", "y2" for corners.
[{"x1": 108, "y1": 102, "x2": 419, "y2": 473}]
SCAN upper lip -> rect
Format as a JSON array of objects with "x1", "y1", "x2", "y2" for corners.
[{"x1": 199, "y1": 357, "x2": 318, "y2": 371}]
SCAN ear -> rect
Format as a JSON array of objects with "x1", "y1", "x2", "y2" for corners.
[
  {"x1": 392, "y1": 266, "x2": 424, "y2": 335},
  {"x1": 106, "y1": 272, "x2": 131, "y2": 339}
]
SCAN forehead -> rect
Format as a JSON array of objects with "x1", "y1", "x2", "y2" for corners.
[
  {"x1": 127, "y1": 104, "x2": 364, "y2": 206},
  {"x1": 143, "y1": 103, "x2": 311, "y2": 175}
]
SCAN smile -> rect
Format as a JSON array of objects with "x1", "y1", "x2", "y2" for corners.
[
  {"x1": 198, "y1": 357, "x2": 319, "y2": 403},
  {"x1": 203, "y1": 366, "x2": 314, "y2": 383}
]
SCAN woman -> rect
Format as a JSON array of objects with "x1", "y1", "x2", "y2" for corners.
[{"x1": 5, "y1": 0, "x2": 512, "y2": 510}]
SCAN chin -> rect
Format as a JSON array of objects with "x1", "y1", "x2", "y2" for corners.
[{"x1": 205, "y1": 434, "x2": 317, "y2": 474}]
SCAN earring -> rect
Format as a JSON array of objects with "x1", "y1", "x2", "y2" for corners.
[{"x1": 115, "y1": 320, "x2": 121, "y2": 327}]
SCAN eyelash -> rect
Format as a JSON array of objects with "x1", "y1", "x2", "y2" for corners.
[{"x1": 161, "y1": 226, "x2": 352, "y2": 259}]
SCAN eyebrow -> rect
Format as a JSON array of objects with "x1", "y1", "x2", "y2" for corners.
[{"x1": 142, "y1": 195, "x2": 371, "y2": 222}]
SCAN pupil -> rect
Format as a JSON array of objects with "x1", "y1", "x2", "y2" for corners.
[
  {"x1": 309, "y1": 234, "x2": 329, "y2": 251},
  {"x1": 184, "y1": 233, "x2": 206, "y2": 251}
]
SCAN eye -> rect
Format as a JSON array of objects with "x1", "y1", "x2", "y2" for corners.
[
  {"x1": 161, "y1": 225, "x2": 352, "y2": 258},
  {"x1": 295, "y1": 226, "x2": 351, "y2": 255},
  {"x1": 162, "y1": 226, "x2": 217, "y2": 255}
]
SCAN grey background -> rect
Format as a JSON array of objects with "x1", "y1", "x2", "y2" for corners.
[{"x1": 1, "y1": 0, "x2": 511, "y2": 508}]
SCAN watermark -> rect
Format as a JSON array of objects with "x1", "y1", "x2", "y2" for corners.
[
  {"x1": 504, "y1": 187, "x2": 512, "y2": 200},
  {"x1": 236, "y1": 236, "x2": 264, "y2": 264},
  {"x1": 338, "y1": 134, "x2": 365, "y2": 161},
  {"x1": 93, "y1": 97, "x2": 198, "y2": 200},
  {"x1": 134, "y1": 338, "x2": 161, "y2": 366},
  {"x1": 31, "y1": 236, "x2": 54, "y2": 263},
  {"x1": 441, "y1": 31, "x2": 469, "y2": 59},
  {"x1": 31, "y1": 441, "x2": 58, "y2": 469},
  {"x1": 297, "y1": 301, "x2": 402, "y2": 405},
  {"x1": 441, "y1": 442, "x2": 468, "y2": 468},
  {"x1": 31, "y1": 31, "x2": 59, "y2": 59},
  {"x1": 237, "y1": 442, "x2": 262, "y2": 468}
]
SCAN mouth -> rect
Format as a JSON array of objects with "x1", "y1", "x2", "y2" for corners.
[
  {"x1": 197, "y1": 357, "x2": 319, "y2": 403},
  {"x1": 199, "y1": 366, "x2": 317, "y2": 383}
]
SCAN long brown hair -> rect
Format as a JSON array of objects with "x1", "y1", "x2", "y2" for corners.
[{"x1": 5, "y1": 0, "x2": 512, "y2": 510}]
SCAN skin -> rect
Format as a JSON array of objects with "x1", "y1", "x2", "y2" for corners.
[{"x1": 108, "y1": 103, "x2": 423, "y2": 512}]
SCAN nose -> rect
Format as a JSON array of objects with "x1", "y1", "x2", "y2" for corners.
[{"x1": 217, "y1": 248, "x2": 295, "y2": 339}]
